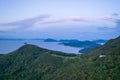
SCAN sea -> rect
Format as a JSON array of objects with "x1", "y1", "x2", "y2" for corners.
[{"x1": 0, "y1": 40, "x2": 81, "y2": 54}]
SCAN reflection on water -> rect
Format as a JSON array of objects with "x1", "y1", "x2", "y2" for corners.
[{"x1": 0, "y1": 40, "x2": 81, "y2": 54}]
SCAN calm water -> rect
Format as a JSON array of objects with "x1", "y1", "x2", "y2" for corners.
[{"x1": 0, "y1": 40, "x2": 81, "y2": 54}]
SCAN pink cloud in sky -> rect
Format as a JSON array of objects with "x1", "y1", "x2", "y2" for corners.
[
  {"x1": 38, "y1": 16, "x2": 86, "y2": 25},
  {"x1": 65, "y1": 16, "x2": 85, "y2": 21},
  {"x1": 1, "y1": 14, "x2": 119, "y2": 32}
]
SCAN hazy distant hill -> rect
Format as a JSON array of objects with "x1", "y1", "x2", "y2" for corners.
[
  {"x1": 84, "y1": 36, "x2": 120, "y2": 58},
  {"x1": 92, "y1": 39, "x2": 107, "y2": 44},
  {"x1": 44, "y1": 38, "x2": 58, "y2": 42},
  {"x1": 43, "y1": 38, "x2": 106, "y2": 53},
  {"x1": 59, "y1": 39, "x2": 79, "y2": 42},
  {"x1": 60, "y1": 41, "x2": 101, "y2": 53},
  {"x1": 0, "y1": 36, "x2": 120, "y2": 80}
]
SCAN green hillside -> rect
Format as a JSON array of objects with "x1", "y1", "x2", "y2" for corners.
[
  {"x1": 53, "y1": 36, "x2": 120, "y2": 80},
  {"x1": 0, "y1": 36, "x2": 120, "y2": 80},
  {"x1": 84, "y1": 36, "x2": 120, "y2": 59},
  {"x1": 0, "y1": 44, "x2": 76, "y2": 80}
]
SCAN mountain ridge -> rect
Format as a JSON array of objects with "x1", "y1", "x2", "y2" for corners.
[{"x1": 0, "y1": 36, "x2": 120, "y2": 80}]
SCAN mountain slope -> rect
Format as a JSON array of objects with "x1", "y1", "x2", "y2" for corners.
[
  {"x1": 0, "y1": 36, "x2": 120, "y2": 80},
  {"x1": 84, "y1": 36, "x2": 120, "y2": 59},
  {"x1": 0, "y1": 44, "x2": 76, "y2": 80},
  {"x1": 50, "y1": 36, "x2": 120, "y2": 80}
]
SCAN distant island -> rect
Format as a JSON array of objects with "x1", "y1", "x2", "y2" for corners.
[
  {"x1": 59, "y1": 40, "x2": 101, "y2": 53},
  {"x1": 0, "y1": 38, "x2": 106, "y2": 53},
  {"x1": 44, "y1": 38, "x2": 58, "y2": 42},
  {"x1": 59, "y1": 39, "x2": 79, "y2": 42}
]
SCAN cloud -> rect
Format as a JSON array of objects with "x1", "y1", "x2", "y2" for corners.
[
  {"x1": 35, "y1": 14, "x2": 119, "y2": 29},
  {"x1": 98, "y1": 16, "x2": 113, "y2": 20},
  {"x1": 26, "y1": 16, "x2": 88, "y2": 31},
  {"x1": 26, "y1": 14, "x2": 119, "y2": 31},
  {"x1": 65, "y1": 16, "x2": 86, "y2": 21},
  {"x1": 0, "y1": 15, "x2": 86, "y2": 31},
  {"x1": 0, "y1": 14, "x2": 50, "y2": 31},
  {"x1": 36, "y1": 16, "x2": 86, "y2": 25},
  {"x1": 0, "y1": 13, "x2": 120, "y2": 40},
  {"x1": 94, "y1": 13, "x2": 120, "y2": 29},
  {"x1": 0, "y1": 14, "x2": 119, "y2": 33},
  {"x1": 112, "y1": 13, "x2": 119, "y2": 16},
  {"x1": 98, "y1": 13, "x2": 120, "y2": 20},
  {"x1": 96, "y1": 18, "x2": 120, "y2": 36}
]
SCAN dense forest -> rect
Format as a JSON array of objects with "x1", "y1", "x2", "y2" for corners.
[{"x1": 0, "y1": 36, "x2": 120, "y2": 80}]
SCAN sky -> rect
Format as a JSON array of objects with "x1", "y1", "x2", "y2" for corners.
[{"x1": 0, "y1": 0, "x2": 120, "y2": 40}]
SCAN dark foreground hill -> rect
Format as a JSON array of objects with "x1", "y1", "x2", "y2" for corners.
[
  {"x1": 0, "y1": 44, "x2": 76, "y2": 80},
  {"x1": 0, "y1": 36, "x2": 120, "y2": 80}
]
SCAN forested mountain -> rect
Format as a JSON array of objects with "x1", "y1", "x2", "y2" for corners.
[
  {"x1": 0, "y1": 44, "x2": 76, "y2": 80},
  {"x1": 84, "y1": 36, "x2": 120, "y2": 58},
  {"x1": 0, "y1": 36, "x2": 120, "y2": 80}
]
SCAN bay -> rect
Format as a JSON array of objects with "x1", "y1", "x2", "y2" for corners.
[{"x1": 0, "y1": 40, "x2": 81, "y2": 54}]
